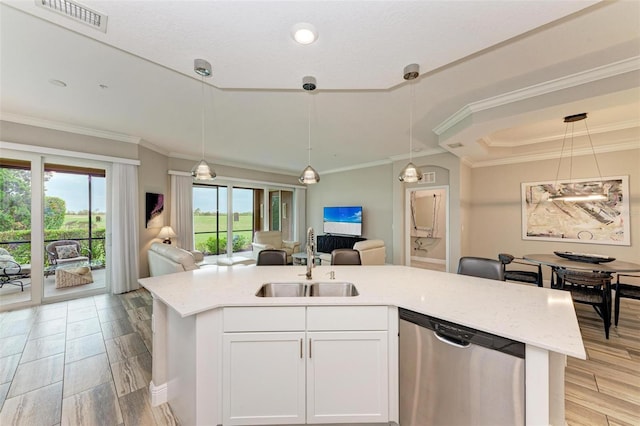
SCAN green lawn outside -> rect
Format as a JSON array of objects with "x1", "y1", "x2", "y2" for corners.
[
  {"x1": 63, "y1": 214, "x2": 106, "y2": 231},
  {"x1": 194, "y1": 213, "x2": 253, "y2": 254}
]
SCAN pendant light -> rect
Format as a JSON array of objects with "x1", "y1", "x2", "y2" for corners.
[
  {"x1": 299, "y1": 76, "x2": 320, "y2": 184},
  {"x1": 398, "y1": 64, "x2": 423, "y2": 183},
  {"x1": 548, "y1": 113, "x2": 606, "y2": 202},
  {"x1": 191, "y1": 58, "x2": 216, "y2": 181}
]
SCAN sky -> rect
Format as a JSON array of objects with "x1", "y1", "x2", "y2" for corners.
[
  {"x1": 45, "y1": 172, "x2": 254, "y2": 214},
  {"x1": 45, "y1": 172, "x2": 106, "y2": 213}
]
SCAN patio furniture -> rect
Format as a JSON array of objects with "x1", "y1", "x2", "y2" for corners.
[
  {"x1": 0, "y1": 248, "x2": 30, "y2": 292},
  {"x1": 45, "y1": 240, "x2": 90, "y2": 266},
  {"x1": 55, "y1": 265, "x2": 93, "y2": 288}
]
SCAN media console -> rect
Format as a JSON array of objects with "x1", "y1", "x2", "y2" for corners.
[{"x1": 316, "y1": 234, "x2": 366, "y2": 254}]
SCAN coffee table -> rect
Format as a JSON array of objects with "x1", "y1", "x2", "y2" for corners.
[{"x1": 292, "y1": 252, "x2": 320, "y2": 266}]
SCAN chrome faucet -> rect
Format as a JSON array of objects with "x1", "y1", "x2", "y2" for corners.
[{"x1": 305, "y1": 227, "x2": 315, "y2": 280}]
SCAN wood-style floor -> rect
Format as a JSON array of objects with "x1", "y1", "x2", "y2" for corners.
[
  {"x1": 0, "y1": 288, "x2": 638, "y2": 425},
  {"x1": 0, "y1": 289, "x2": 178, "y2": 425},
  {"x1": 566, "y1": 298, "x2": 640, "y2": 425}
]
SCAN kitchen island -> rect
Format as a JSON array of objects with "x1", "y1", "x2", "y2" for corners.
[{"x1": 139, "y1": 264, "x2": 585, "y2": 426}]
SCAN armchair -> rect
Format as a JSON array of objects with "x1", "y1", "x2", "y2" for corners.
[
  {"x1": 45, "y1": 240, "x2": 90, "y2": 266},
  {"x1": 251, "y1": 231, "x2": 300, "y2": 264},
  {"x1": 0, "y1": 248, "x2": 30, "y2": 291}
]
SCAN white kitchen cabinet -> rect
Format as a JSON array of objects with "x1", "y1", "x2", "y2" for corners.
[
  {"x1": 222, "y1": 306, "x2": 390, "y2": 426},
  {"x1": 222, "y1": 332, "x2": 306, "y2": 425},
  {"x1": 306, "y1": 331, "x2": 389, "y2": 424}
]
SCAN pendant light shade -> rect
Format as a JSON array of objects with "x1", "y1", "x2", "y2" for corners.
[
  {"x1": 191, "y1": 58, "x2": 216, "y2": 181},
  {"x1": 398, "y1": 64, "x2": 422, "y2": 183},
  {"x1": 548, "y1": 113, "x2": 606, "y2": 202},
  {"x1": 299, "y1": 76, "x2": 320, "y2": 184},
  {"x1": 299, "y1": 165, "x2": 320, "y2": 184},
  {"x1": 399, "y1": 162, "x2": 422, "y2": 183}
]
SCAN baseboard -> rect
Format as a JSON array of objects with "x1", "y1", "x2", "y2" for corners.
[
  {"x1": 149, "y1": 381, "x2": 168, "y2": 406},
  {"x1": 411, "y1": 256, "x2": 446, "y2": 264}
]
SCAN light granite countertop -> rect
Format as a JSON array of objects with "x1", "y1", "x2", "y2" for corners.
[{"x1": 138, "y1": 264, "x2": 586, "y2": 359}]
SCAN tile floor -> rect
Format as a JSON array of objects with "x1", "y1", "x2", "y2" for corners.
[{"x1": 0, "y1": 289, "x2": 178, "y2": 426}]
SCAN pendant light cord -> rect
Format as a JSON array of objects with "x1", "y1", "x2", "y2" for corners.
[
  {"x1": 201, "y1": 75, "x2": 205, "y2": 159},
  {"x1": 409, "y1": 82, "x2": 414, "y2": 163},
  {"x1": 584, "y1": 119, "x2": 604, "y2": 182},
  {"x1": 307, "y1": 92, "x2": 312, "y2": 165}
]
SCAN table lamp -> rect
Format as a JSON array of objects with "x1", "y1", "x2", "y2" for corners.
[{"x1": 158, "y1": 226, "x2": 177, "y2": 244}]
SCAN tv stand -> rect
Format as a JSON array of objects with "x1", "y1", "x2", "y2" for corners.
[{"x1": 317, "y1": 234, "x2": 366, "y2": 254}]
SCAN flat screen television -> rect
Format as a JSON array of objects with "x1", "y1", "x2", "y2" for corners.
[{"x1": 323, "y1": 206, "x2": 363, "y2": 236}]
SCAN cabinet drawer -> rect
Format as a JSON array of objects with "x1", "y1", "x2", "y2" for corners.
[
  {"x1": 307, "y1": 306, "x2": 388, "y2": 331},
  {"x1": 223, "y1": 307, "x2": 306, "y2": 332}
]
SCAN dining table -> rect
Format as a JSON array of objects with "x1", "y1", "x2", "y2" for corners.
[{"x1": 523, "y1": 253, "x2": 640, "y2": 287}]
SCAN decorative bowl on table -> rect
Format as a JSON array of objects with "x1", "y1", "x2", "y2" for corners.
[{"x1": 553, "y1": 251, "x2": 616, "y2": 264}]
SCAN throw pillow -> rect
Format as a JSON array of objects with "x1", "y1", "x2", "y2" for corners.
[
  {"x1": 0, "y1": 254, "x2": 16, "y2": 268},
  {"x1": 56, "y1": 245, "x2": 79, "y2": 260}
]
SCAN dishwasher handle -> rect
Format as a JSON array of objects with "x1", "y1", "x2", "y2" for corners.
[{"x1": 434, "y1": 331, "x2": 471, "y2": 349}]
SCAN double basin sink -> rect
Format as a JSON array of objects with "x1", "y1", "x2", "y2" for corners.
[{"x1": 256, "y1": 282, "x2": 359, "y2": 297}]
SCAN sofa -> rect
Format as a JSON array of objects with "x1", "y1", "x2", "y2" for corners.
[
  {"x1": 319, "y1": 239, "x2": 386, "y2": 265},
  {"x1": 148, "y1": 243, "x2": 215, "y2": 277},
  {"x1": 251, "y1": 231, "x2": 300, "y2": 264}
]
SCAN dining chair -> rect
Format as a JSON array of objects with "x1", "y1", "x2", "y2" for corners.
[
  {"x1": 555, "y1": 269, "x2": 612, "y2": 339},
  {"x1": 256, "y1": 249, "x2": 288, "y2": 266},
  {"x1": 614, "y1": 274, "x2": 640, "y2": 327},
  {"x1": 457, "y1": 257, "x2": 505, "y2": 281},
  {"x1": 331, "y1": 249, "x2": 361, "y2": 265},
  {"x1": 498, "y1": 253, "x2": 542, "y2": 287}
]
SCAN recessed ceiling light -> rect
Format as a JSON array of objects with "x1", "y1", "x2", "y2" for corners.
[
  {"x1": 49, "y1": 79, "x2": 67, "y2": 87},
  {"x1": 291, "y1": 23, "x2": 318, "y2": 45}
]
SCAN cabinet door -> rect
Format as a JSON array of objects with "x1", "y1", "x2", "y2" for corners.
[
  {"x1": 306, "y1": 331, "x2": 389, "y2": 424},
  {"x1": 223, "y1": 332, "x2": 306, "y2": 425}
]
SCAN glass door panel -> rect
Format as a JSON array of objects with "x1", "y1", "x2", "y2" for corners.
[
  {"x1": 0, "y1": 159, "x2": 33, "y2": 306},
  {"x1": 231, "y1": 188, "x2": 254, "y2": 254},
  {"x1": 43, "y1": 165, "x2": 107, "y2": 300},
  {"x1": 193, "y1": 185, "x2": 227, "y2": 255},
  {"x1": 269, "y1": 191, "x2": 281, "y2": 231}
]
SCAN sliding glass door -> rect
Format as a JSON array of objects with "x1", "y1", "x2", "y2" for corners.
[
  {"x1": 42, "y1": 164, "x2": 107, "y2": 300},
  {"x1": 0, "y1": 159, "x2": 34, "y2": 307},
  {"x1": 193, "y1": 185, "x2": 256, "y2": 255}
]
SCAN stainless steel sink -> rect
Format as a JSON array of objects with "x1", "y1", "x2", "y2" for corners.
[
  {"x1": 308, "y1": 282, "x2": 359, "y2": 297},
  {"x1": 255, "y1": 282, "x2": 359, "y2": 297},
  {"x1": 255, "y1": 282, "x2": 307, "y2": 297}
]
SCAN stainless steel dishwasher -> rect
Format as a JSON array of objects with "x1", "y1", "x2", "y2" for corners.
[{"x1": 399, "y1": 308, "x2": 525, "y2": 426}]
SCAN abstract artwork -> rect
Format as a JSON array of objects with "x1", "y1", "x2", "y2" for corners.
[
  {"x1": 521, "y1": 176, "x2": 630, "y2": 245},
  {"x1": 145, "y1": 192, "x2": 164, "y2": 228}
]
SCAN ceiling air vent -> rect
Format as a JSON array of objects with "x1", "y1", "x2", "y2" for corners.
[
  {"x1": 35, "y1": 0, "x2": 108, "y2": 32},
  {"x1": 422, "y1": 172, "x2": 436, "y2": 184}
]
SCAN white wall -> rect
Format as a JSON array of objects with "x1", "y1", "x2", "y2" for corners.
[
  {"x1": 306, "y1": 164, "x2": 394, "y2": 262},
  {"x1": 467, "y1": 148, "x2": 640, "y2": 280}
]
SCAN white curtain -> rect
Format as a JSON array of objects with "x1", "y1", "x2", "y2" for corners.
[
  {"x1": 111, "y1": 163, "x2": 140, "y2": 294},
  {"x1": 171, "y1": 174, "x2": 194, "y2": 250}
]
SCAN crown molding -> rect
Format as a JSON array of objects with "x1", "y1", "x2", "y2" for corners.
[
  {"x1": 168, "y1": 151, "x2": 299, "y2": 177},
  {"x1": 432, "y1": 56, "x2": 640, "y2": 136},
  {"x1": 139, "y1": 140, "x2": 170, "y2": 156},
  {"x1": 482, "y1": 119, "x2": 640, "y2": 147},
  {"x1": 468, "y1": 139, "x2": 640, "y2": 168},
  {"x1": 321, "y1": 158, "x2": 393, "y2": 175},
  {"x1": 0, "y1": 112, "x2": 142, "y2": 144}
]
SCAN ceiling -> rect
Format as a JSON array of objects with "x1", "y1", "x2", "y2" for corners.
[{"x1": 1, "y1": 0, "x2": 639, "y2": 176}]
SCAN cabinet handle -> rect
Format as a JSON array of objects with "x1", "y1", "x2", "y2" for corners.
[
  {"x1": 309, "y1": 338, "x2": 312, "y2": 358},
  {"x1": 300, "y1": 338, "x2": 303, "y2": 358}
]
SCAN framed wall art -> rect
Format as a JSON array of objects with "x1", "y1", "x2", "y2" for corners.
[
  {"x1": 521, "y1": 176, "x2": 630, "y2": 246},
  {"x1": 145, "y1": 192, "x2": 164, "y2": 228}
]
